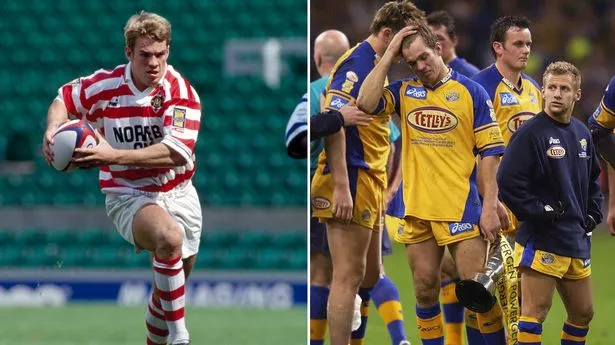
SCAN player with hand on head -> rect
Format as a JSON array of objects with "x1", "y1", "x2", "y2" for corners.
[
  {"x1": 42, "y1": 11, "x2": 200, "y2": 345},
  {"x1": 498, "y1": 61, "x2": 603, "y2": 345},
  {"x1": 424, "y1": 11, "x2": 482, "y2": 344},
  {"x1": 310, "y1": 3, "x2": 425, "y2": 344},
  {"x1": 358, "y1": 21, "x2": 506, "y2": 345}
]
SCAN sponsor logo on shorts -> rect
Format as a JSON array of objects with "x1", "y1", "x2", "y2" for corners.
[
  {"x1": 449, "y1": 222, "x2": 473, "y2": 235},
  {"x1": 499, "y1": 92, "x2": 519, "y2": 106},
  {"x1": 407, "y1": 107, "x2": 458, "y2": 134},
  {"x1": 583, "y1": 258, "x2": 591, "y2": 267},
  {"x1": 311, "y1": 197, "x2": 331, "y2": 210},
  {"x1": 507, "y1": 112, "x2": 534, "y2": 132},
  {"x1": 546, "y1": 145, "x2": 566, "y2": 159},
  {"x1": 540, "y1": 253, "x2": 555, "y2": 264},
  {"x1": 482, "y1": 315, "x2": 503, "y2": 327},
  {"x1": 328, "y1": 95, "x2": 349, "y2": 110},
  {"x1": 361, "y1": 210, "x2": 371, "y2": 221},
  {"x1": 405, "y1": 86, "x2": 427, "y2": 99}
]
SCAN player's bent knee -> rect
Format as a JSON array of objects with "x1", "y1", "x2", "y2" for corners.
[
  {"x1": 155, "y1": 224, "x2": 183, "y2": 258},
  {"x1": 527, "y1": 300, "x2": 552, "y2": 323},
  {"x1": 570, "y1": 306, "x2": 594, "y2": 325},
  {"x1": 413, "y1": 275, "x2": 440, "y2": 306},
  {"x1": 331, "y1": 265, "x2": 365, "y2": 290}
]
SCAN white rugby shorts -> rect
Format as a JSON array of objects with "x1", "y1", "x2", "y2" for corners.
[{"x1": 105, "y1": 181, "x2": 202, "y2": 259}]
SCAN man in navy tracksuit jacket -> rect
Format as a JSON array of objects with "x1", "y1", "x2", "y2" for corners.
[{"x1": 497, "y1": 61, "x2": 602, "y2": 345}]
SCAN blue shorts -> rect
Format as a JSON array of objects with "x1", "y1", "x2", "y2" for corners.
[
  {"x1": 310, "y1": 216, "x2": 392, "y2": 256},
  {"x1": 310, "y1": 216, "x2": 328, "y2": 253}
]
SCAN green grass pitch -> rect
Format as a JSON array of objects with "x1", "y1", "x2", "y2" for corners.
[
  {"x1": 2, "y1": 305, "x2": 306, "y2": 345},
  {"x1": 364, "y1": 230, "x2": 615, "y2": 344}
]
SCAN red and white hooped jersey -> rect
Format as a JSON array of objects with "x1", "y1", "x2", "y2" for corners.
[{"x1": 56, "y1": 62, "x2": 201, "y2": 194}]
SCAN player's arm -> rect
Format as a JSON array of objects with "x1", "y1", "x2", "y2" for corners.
[
  {"x1": 357, "y1": 26, "x2": 416, "y2": 114},
  {"x1": 43, "y1": 99, "x2": 71, "y2": 163},
  {"x1": 606, "y1": 165, "x2": 615, "y2": 235},
  {"x1": 385, "y1": 123, "x2": 402, "y2": 207},
  {"x1": 326, "y1": 129, "x2": 353, "y2": 222},
  {"x1": 586, "y1": 139, "x2": 604, "y2": 234},
  {"x1": 285, "y1": 94, "x2": 308, "y2": 159},
  {"x1": 75, "y1": 95, "x2": 201, "y2": 168},
  {"x1": 473, "y1": 86, "x2": 505, "y2": 241},
  {"x1": 480, "y1": 155, "x2": 502, "y2": 242},
  {"x1": 311, "y1": 105, "x2": 372, "y2": 141},
  {"x1": 589, "y1": 77, "x2": 615, "y2": 168}
]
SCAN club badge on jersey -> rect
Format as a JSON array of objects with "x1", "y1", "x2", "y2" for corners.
[{"x1": 151, "y1": 92, "x2": 164, "y2": 112}]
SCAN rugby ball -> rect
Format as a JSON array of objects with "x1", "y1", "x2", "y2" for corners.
[{"x1": 50, "y1": 120, "x2": 99, "y2": 171}]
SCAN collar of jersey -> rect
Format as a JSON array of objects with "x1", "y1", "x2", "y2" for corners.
[
  {"x1": 493, "y1": 64, "x2": 524, "y2": 95},
  {"x1": 422, "y1": 67, "x2": 453, "y2": 91},
  {"x1": 123, "y1": 61, "x2": 167, "y2": 95}
]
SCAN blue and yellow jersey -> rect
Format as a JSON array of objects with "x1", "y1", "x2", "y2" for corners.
[
  {"x1": 319, "y1": 41, "x2": 392, "y2": 187},
  {"x1": 589, "y1": 76, "x2": 615, "y2": 130},
  {"x1": 472, "y1": 64, "x2": 542, "y2": 145},
  {"x1": 310, "y1": 75, "x2": 329, "y2": 177},
  {"x1": 374, "y1": 69, "x2": 505, "y2": 223},
  {"x1": 449, "y1": 57, "x2": 480, "y2": 78}
]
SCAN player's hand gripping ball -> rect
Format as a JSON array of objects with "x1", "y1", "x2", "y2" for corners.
[{"x1": 50, "y1": 120, "x2": 99, "y2": 171}]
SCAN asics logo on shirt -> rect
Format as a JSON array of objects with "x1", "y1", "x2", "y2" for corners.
[
  {"x1": 405, "y1": 86, "x2": 427, "y2": 99},
  {"x1": 499, "y1": 92, "x2": 519, "y2": 106},
  {"x1": 329, "y1": 95, "x2": 349, "y2": 110}
]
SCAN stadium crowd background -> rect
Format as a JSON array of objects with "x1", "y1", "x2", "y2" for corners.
[
  {"x1": 0, "y1": 1, "x2": 307, "y2": 344},
  {"x1": 311, "y1": 0, "x2": 614, "y2": 123}
]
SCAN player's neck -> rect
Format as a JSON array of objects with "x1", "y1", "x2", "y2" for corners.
[
  {"x1": 444, "y1": 52, "x2": 457, "y2": 65},
  {"x1": 366, "y1": 35, "x2": 386, "y2": 57},
  {"x1": 545, "y1": 109, "x2": 572, "y2": 124},
  {"x1": 318, "y1": 63, "x2": 335, "y2": 78},
  {"x1": 495, "y1": 60, "x2": 522, "y2": 89},
  {"x1": 424, "y1": 61, "x2": 450, "y2": 88}
]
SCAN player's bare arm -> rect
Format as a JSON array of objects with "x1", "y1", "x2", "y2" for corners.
[
  {"x1": 43, "y1": 99, "x2": 70, "y2": 164},
  {"x1": 325, "y1": 129, "x2": 353, "y2": 223},
  {"x1": 607, "y1": 165, "x2": 615, "y2": 236},
  {"x1": 72, "y1": 133, "x2": 188, "y2": 168},
  {"x1": 479, "y1": 155, "x2": 502, "y2": 242},
  {"x1": 385, "y1": 156, "x2": 402, "y2": 208},
  {"x1": 477, "y1": 159, "x2": 510, "y2": 230},
  {"x1": 339, "y1": 101, "x2": 373, "y2": 127},
  {"x1": 358, "y1": 26, "x2": 417, "y2": 113}
]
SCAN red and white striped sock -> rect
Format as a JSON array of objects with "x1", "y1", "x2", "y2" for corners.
[
  {"x1": 146, "y1": 290, "x2": 169, "y2": 345},
  {"x1": 153, "y1": 256, "x2": 189, "y2": 344}
]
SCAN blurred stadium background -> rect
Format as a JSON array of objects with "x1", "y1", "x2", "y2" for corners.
[
  {"x1": 312, "y1": 0, "x2": 615, "y2": 344},
  {"x1": 0, "y1": 0, "x2": 307, "y2": 344}
]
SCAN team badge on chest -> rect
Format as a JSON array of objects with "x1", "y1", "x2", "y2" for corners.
[{"x1": 150, "y1": 91, "x2": 164, "y2": 112}]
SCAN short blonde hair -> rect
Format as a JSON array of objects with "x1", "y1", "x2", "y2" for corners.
[
  {"x1": 124, "y1": 11, "x2": 171, "y2": 49},
  {"x1": 542, "y1": 61, "x2": 581, "y2": 90}
]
